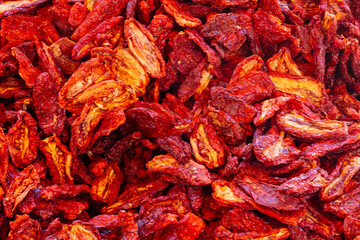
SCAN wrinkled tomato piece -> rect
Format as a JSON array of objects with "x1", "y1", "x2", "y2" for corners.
[
  {"x1": 147, "y1": 154, "x2": 212, "y2": 186},
  {"x1": 124, "y1": 18, "x2": 165, "y2": 78},
  {"x1": 267, "y1": 47, "x2": 303, "y2": 76},
  {"x1": 254, "y1": 126, "x2": 301, "y2": 166},
  {"x1": 71, "y1": 0, "x2": 128, "y2": 41},
  {"x1": 7, "y1": 214, "x2": 42, "y2": 240},
  {"x1": 320, "y1": 152, "x2": 360, "y2": 201},
  {"x1": 48, "y1": 38, "x2": 80, "y2": 75},
  {"x1": 227, "y1": 71, "x2": 275, "y2": 104},
  {"x1": 11, "y1": 47, "x2": 41, "y2": 88},
  {"x1": 126, "y1": 102, "x2": 175, "y2": 138},
  {"x1": 153, "y1": 213, "x2": 205, "y2": 240},
  {"x1": 276, "y1": 111, "x2": 348, "y2": 142},
  {"x1": 90, "y1": 161, "x2": 124, "y2": 204},
  {"x1": 33, "y1": 72, "x2": 66, "y2": 136},
  {"x1": 103, "y1": 178, "x2": 169, "y2": 213},
  {"x1": 190, "y1": 119, "x2": 225, "y2": 169},
  {"x1": 162, "y1": 0, "x2": 202, "y2": 28},
  {"x1": 252, "y1": 8, "x2": 291, "y2": 44},
  {"x1": 72, "y1": 16, "x2": 123, "y2": 60},
  {"x1": 43, "y1": 219, "x2": 101, "y2": 240},
  {"x1": 3, "y1": 165, "x2": 40, "y2": 218},
  {"x1": 39, "y1": 135, "x2": 73, "y2": 185},
  {"x1": 40, "y1": 184, "x2": 90, "y2": 200},
  {"x1": 6, "y1": 111, "x2": 39, "y2": 168}
]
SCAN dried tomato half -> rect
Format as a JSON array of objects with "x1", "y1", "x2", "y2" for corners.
[{"x1": 6, "y1": 111, "x2": 39, "y2": 168}]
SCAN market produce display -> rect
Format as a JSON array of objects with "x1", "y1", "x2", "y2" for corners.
[{"x1": 0, "y1": 0, "x2": 360, "y2": 239}]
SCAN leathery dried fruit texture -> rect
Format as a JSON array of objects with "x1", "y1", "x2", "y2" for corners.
[{"x1": 3, "y1": 0, "x2": 360, "y2": 239}]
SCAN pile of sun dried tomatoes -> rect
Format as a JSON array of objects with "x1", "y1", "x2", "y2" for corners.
[{"x1": 1, "y1": 0, "x2": 360, "y2": 239}]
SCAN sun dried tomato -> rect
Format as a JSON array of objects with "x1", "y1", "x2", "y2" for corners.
[
  {"x1": 39, "y1": 135, "x2": 73, "y2": 185},
  {"x1": 190, "y1": 118, "x2": 225, "y2": 169},
  {"x1": 252, "y1": 8, "x2": 291, "y2": 44},
  {"x1": 147, "y1": 154, "x2": 212, "y2": 186},
  {"x1": 109, "y1": 47, "x2": 150, "y2": 96},
  {"x1": 2, "y1": 0, "x2": 360, "y2": 238},
  {"x1": 35, "y1": 40, "x2": 66, "y2": 87},
  {"x1": 43, "y1": 218, "x2": 101, "y2": 239},
  {"x1": 177, "y1": 59, "x2": 213, "y2": 103},
  {"x1": 11, "y1": 47, "x2": 41, "y2": 88},
  {"x1": 71, "y1": 81, "x2": 137, "y2": 150},
  {"x1": 0, "y1": 0, "x2": 46, "y2": 18},
  {"x1": 309, "y1": 15, "x2": 326, "y2": 83},
  {"x1": 162, "y1": 0, "x2": 202, "y2": 28},
  {"x1": 1, "y1": 14, "x2": 59, "y2": 45},
  {"x1": 279, "y1": 167, "x2": 329, "y2": 196},
  {"x1": 7, "y1": 214, "x2": 42, "y2": 240},
  {"x1": 90, "y1": 161, "x2": 124, "y2": 204},
  {"x1": 201, "y1": 13, "x2": 251, "y2": 52},
  {"x1": 267, "y1": 47, "x2": 303, "y2": 76},
  {"x1": 137, "y1": 185, "x2": 193, "y2": 238},
  {"x1": 72, "y1": 16, "x2": 123, "y2": 60},
  {"x1": 215, "y1": 226, "x2": 290, "y2": 240},
  {"x1": 124, "y1": 18, "x2": 165, "y2": 78},
  {"x1": 169, "y1": 31, "x2": 204, "y2": 75},
  {"x1": 210, "y1": 86, "x2": 257, "y2": 124},
  {"x1": 71, "y1": 0, "x2": 128, "y2": 41},
  {"x1": 234, "y1": 175, "x2": 307, "y2": 225},
  {"x1": 91, "y1": 211, "x2": 140, "y2": 239},
  {"x1": 0, "y1": 128, "x2": 8, "y2": 188},
  {"x1": 320, "y1": 152, "x2": 360, "y2": 201},
  {"x1": 89, "y1": 108, "x2": 126, "y2": 149},
  {"x1": 40, "y1": 184, "x2": 90, "y2": 200},
  {"x1": 211, "y1": 180, "x2": 253, "y2": 209},
  {"x1": 6, "y1": 111, "x2": 39, "y2": 168},
  {"x1": 138, "y1": 208, "x2": 178, "y2": 239},
  {"x1": 227, "y1": 71, "x2": 275, "y2": 104},
  {"x1": 148, "y1": 14, "x2": 174, "y2": 52},
  {"x1": 33, "y1": 73, "x2": 66, "y2": 136},
  {"x1": 53, "y1": 198, "x2": 89, "y2": 220},
  {"x1": 49, "y1": 0, "x2": 72, "y2": 36},
  {"x1": 58, "y1": 58, "x2": 111, "y2": 112},
  {"x1": 206, "y1": 107, "x2": 245, "y2": 146},
  {"x1": 126, "y1": 102, "x2": 175, "y2": 138},
  {"x1": 299, "y1": 206, "x2": 337, "y2": 239},
  {"x1": 0, "y1": 77, "x2": 29, "y2": 99},
  {"x1": 253, "y1": 125, "x2": 301, "y2": 166},
  {"x1": 69, "y1": 3, "x2": 89, "y2": 29},
  {"x1": 3, "y1": 164, "x2": 40, "y2": 218},
  {"x1": 156, "y1": 136, "x2": 192, "y2": 164},
  {"x1": 153, "y1": 213, "x2": 205, "y2": 240},
  {"x1": 48, "y1": 38, "x2": 80, "y2": 75},
  {"x1": 107, "y1": 131, "x2": 142, "y2": 162},
  {"x1": 276, "y1": 111, "x2": 348, "y2": 142},
  {"x1": 303, "y1": 124, "x2": 360, "y2": 159},
  {"x1": 220, "y1": 207, "x2": 272, "y2": 233},
  {"x1": 103, "y1": 178, "x2": 169, "y2": 214}
]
